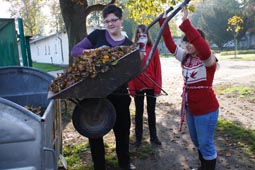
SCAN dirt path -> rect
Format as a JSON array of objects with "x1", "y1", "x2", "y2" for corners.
[
  {"x1": 130, "y1": 58, "x2": 255, "y2": 170},
  {"x1": 62, "y1": 58, "x2": 255, "y2": 170}
]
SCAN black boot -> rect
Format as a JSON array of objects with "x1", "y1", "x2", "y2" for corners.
[
  {"x1": 150, "y1": 137, "x2": 162, "y2": 145},
  {"x1": 149, "y1": 123, "x2": 161, "y2": 145},
  {"x1": 198, "y1": 150, "x2": 205, "y2": 170},
  {"x1": 149, "y1": 119, "x2": 161, "y2": 145},
  {"x1": 119, "y1": 163, "x2": 136, "y2": 170},
  {"x1": 203, "y1": 158, "x2": 216, "y2": 170}
]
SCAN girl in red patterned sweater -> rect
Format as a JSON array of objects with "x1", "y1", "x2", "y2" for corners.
[{"x1": 159, "y1": 9, "x2": 219, "y2": 170}]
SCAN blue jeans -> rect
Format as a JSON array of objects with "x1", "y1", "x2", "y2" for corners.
[{"x1": 186, "y1": 108, "x2": 219, "y2": 160}]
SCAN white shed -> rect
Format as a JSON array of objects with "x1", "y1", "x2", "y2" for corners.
[
  {"x1": 29, "y1": 32, "x2": 69, "y2": 65},
  {"x1": 28, "y1": 26, "x2": 117, "y2": 65}
]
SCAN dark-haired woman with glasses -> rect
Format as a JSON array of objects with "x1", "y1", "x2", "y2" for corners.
[
  {"x1": 71, "y1": 4, "x2": 136, "y2": 170},
  {"x1": 128, "y1": 24, "x2": 162, "y2": 147}
]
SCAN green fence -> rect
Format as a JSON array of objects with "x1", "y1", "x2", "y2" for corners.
[{"x1": 0, "y1": 18, "x2": 20, "y2": 66}]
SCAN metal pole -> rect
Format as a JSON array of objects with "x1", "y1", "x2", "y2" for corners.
[
  {"x1": 142, "y1": 0, "x2": 191, "y2": 72},
  {"x1": 25, "y1": 36, "x2": 33, "y2": 67},
  {"x1": 18, "y1": 18, "x2": 28, "y2": 66},
  {"x1": 56, "y1": 33, "x2": 64, "y2": 63}
]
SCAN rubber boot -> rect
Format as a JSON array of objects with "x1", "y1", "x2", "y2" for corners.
[
  {"x1": 203, "y1": 158, "x2": 216, "y2": 170},
  {"x1": 149, "y1": 117, "x2": 161, "y2": 145},
  {"x1": 198, "y1": 150, "x2": 205, "y2": 170}
]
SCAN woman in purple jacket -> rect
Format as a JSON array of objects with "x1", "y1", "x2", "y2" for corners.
[{"x1": 71, "y1": 4, "x2": 136, "y2": 170}]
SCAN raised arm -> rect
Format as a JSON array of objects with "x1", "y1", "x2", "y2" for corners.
[
  {"x1": 179, "y1": 9, "x2": 216, "y2": 66},
  {"x1": 159, "y1": 18, "x2": 177, "y2": 54}
]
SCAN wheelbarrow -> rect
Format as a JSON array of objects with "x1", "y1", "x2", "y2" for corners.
[{"x1": 48, "y1": 0, "x2": 190, "y2": 138}]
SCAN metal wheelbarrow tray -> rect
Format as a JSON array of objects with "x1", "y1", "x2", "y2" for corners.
[{"x1": 48, "y1": 49, "x2": 142, "y2": 99}]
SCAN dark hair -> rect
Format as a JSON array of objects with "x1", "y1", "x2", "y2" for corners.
[
  {"x1": 133, "y1": 24, "x2": 152, "y2": 45},
  {"x1": 102, "y1": 4, "x2": 122, "y2": 19},
  {"x1": 182, "y1": 29, "x2": 205, "y2": 42},
  {"x1": 181, "y1": 29, "x2": 205, "y2": 66}
]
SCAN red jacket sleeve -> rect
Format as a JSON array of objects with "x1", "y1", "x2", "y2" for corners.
[
  {"x1": 179, "y1": 19, "x2": 211, "y2": 61},
  {"x1": 159, "y1": 18, "x2": 177, "y2": 54}
]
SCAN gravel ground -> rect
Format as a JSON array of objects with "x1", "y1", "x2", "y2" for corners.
[{"x1": 62, "y1": 58, "x2": 255, "y2": 170}]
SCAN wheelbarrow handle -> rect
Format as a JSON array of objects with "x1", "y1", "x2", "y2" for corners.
[
  {"x1": 142, "y1": 72, "x2": 168, "y2": 96},
  {"x1": 144, "y1": 6, "x2": 174, "y2": 35},
  {"x1": 141, "y1": 0, "x2": 191, "y2": 72},
  {"x1": 131, "y1": 72, "x2": 168, "y2": 96}
]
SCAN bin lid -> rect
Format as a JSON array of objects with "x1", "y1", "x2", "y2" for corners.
[{"x1": 0, "y1": 66, "x2": 54, "y2": 107}]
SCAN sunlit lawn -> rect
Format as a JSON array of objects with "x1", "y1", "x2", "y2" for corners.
[
  {"x1": 32, "y1": 62, "x2": 64, "y2": 72},
  {"x1": 216, "y1": 53, "x2": 255, "y2": 60},
  {"x1": 161, "y1": 50, "x2": 255, "y2": 61}
]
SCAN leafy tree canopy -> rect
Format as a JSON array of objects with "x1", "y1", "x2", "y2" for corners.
[
  {"x1": 5, "y1": 0, "x2": 46, "y2": 36},
  {"x1": 189, "y1": 0, "x2": 244, "y2": 48},
  {"x1": 126, "y1": 0, "x2": 201, "y2": 25}
]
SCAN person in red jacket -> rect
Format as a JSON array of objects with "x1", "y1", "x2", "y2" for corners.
[
  {"x1": 128, "y1": 24, "x2": 162, "y2": 147},
  {"x1": 159, "y1": 9, "x2": 219, "y2": 170}
]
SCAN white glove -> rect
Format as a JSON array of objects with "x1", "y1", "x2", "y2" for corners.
[{"x1": 137, "y1": 33, "x2": 148, "y2": 53}]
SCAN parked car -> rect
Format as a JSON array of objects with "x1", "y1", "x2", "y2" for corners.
[{"x1": 223, "y1": 40, "x2": 235, "y2": 48}]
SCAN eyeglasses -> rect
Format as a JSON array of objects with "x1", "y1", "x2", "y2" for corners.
[{"x1": 104, "y1": 18, "x2": 119, "y2": 25}]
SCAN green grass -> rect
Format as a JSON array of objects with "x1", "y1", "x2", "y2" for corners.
[
  {"x1": 62, "y1": 121, "x2": 255, "y2": 170},
  {"x1": 215, "y1": 49, "x2": 255, "y2": 60},
  {"x1": 130, "y1": 142, "x2": 156, "y2": 159},
  {"x1": 215, "y1": 84, "x2": 255, "y2": 102},
  {"x1": 104, "y1": 143, "x2": 118, "y2": 168},
  {"x1": 63, "y1": 142, "x2": 120, "y2": 170},
  {"x1": 217, "y1": 53, "x2": 255, "y2": 60},
  {"x1": 220, "y1": 49, "x2": 255, "y2": 56},
  {"x1": 215, "y1": 84, "x2": 255, "y2": 156},
  {"x1": 216, "y1": 119, "x2": 255, "y2": 155},
  {"x1": 160, "y1": 53, "x2": 174, "y2": 58},
  {"x1": 63, "y1": 142, "x2": 93, "y2": 170},
  {"x1": 160, "y1": 50, "x2": 255, "y2": 60},
  {"x1": 63, "y1": 139, "x2": 157, "y2": 170},
  {"x1": 215, "y1": 85, "x2": 255, "y2": 97},
  {"x1": 32, "y1": 62, "x2": 64, "y2": 72}
]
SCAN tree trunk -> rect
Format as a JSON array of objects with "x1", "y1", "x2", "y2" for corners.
[
  {"x1": 59, "y1": 0, "x2": 87, "y2": 65},
  {"x1": 59, "y1": 0, "x2": 116, "y2": 65},
  {"x1": 234, "y1": 37, "x2": 238, "y2": 58}
]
